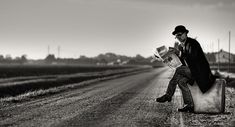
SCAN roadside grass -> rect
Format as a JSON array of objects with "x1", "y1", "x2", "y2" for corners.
[
  {"x1": 211, "y1": 69, "x2": 235, "y2": 88},
  {"x1": 227, "y1": 78, "x2": 235, "y2": 88},
  {"x1": 0, "y1": 67, "x2": 152, "y2": 103}
]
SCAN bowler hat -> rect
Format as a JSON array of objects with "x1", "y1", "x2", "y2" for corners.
[{"x1": 172, "y1": 25, "x2": 189, "y2": 35}]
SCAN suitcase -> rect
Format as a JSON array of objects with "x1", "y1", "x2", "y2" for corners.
[{"x1": 187, "y1": 79, "x2": 226, "y2": 113}]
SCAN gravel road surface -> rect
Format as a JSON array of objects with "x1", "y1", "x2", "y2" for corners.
[{"x1": 0, "y1": 67, "x2": 234, "y2": 127}]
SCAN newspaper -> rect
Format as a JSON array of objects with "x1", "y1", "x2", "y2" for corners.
[{"x1": 152, "y1": 45, "x2": 182, "y2": 69}]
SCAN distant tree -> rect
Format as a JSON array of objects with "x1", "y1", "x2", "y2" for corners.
[
  {"x1": 0, "y1": 55, "x2": 4, "y2": 63},
  {"x1": 45, "y1": 54, "x2": 56, "y2": 64},
  {"x1": 99, "y1": 58, "x2": 107, "y2": 64},
  {"x1": 128, "y1": 59, "x2": 137, "y2": 64},
  {"x1": 233, "y1": 55, "x2": 235, "y2": 63},
  {"x1": 105, "y1": 52, "x2": 117, "y2": 62},
  {"x1": 5, "y1": 54, "x2": 12, "y2": 60},
  {"x1": 97, "y1": 54, "x2": 106, "y2": 60},
  {"x1": 20, "y1": 54, "x2": 27, "y2": 64},
  {"x1": 4, "y1": 54, "x2": 12, "y2": 63},
  {"x1": 15, "y1": 56, "x2": 21, "y2": 61},
  {"x1": 96, "y1": 53, "x2": 119, "y2": 63},
  {"x1": 135, "y1": 54, "x2": 145, "y2": 62},
  {"x1": 0, "y1": 55, "x2": 4, "y2": 60},
  {"x1": 79, "y1": 55, "x2": 88, "y2": 59}
]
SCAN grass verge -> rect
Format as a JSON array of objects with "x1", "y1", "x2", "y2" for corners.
[{"x1": 0, "y1": 67, "x2": 151, "y2": 103}]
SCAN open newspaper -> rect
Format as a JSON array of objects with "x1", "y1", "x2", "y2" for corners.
[{"x1": 152, "y1": 46, "x2": 182, "y2": 69}]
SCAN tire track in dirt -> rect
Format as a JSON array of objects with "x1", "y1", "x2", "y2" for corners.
[
  {"x1": 101, "y1": 68, "x2": 174, "y2": 127},
  {"x1": 54, "y1": 70, "x2": 165, "y2": 127},
  {"x1": 55, "y1": 68, "x2": 170, "y2": 127}
]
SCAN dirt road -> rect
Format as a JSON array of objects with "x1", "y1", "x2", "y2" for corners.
[{"x1": 0, "y1": 67, "x2": 234, "y2": 126}]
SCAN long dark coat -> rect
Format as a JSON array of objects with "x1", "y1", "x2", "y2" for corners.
[{"x1": 180, "y1": 37, "x2": 215, "y2": 93}]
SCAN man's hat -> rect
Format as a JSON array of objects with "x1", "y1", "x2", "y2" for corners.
[{"x1": 172, "y1": 25, "x2": 189, "y2": 35}]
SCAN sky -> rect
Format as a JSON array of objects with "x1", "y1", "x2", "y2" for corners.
[{"x1": 0, "y1": 0, "x2": 235, "y2": 59}]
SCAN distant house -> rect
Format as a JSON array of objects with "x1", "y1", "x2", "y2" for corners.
[
  {"x1": 120, "y1": 60, "x2": 129, "y2": 65},
  {"x1": 215, "y1": 49, "x2": 234, "y2": 63}
]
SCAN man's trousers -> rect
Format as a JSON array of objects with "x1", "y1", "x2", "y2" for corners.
[{"x1": 165, "y1": 66, "x2": 194, "y2": 106}]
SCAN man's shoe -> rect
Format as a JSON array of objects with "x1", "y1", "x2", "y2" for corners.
[
  {"x1": 156, "y1": 94, "x2": 172, "y2": 103},
  {"x1": 178, "y1": 104, "x2": 194, "y2": 112}
]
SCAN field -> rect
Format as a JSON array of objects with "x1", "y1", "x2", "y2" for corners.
[
  {"x1": 0, "y1": 66, "x2": 234, "y2": 126},
  {"x1": 210, "y1": 63, "x2": 235, "y2": 73},
  {"x1": 0, "y1": 64, "x2": 135, "y2": 78},
  {"x1": 1, "y1": 63, "x2": 234, "y2": 102},
  {"x1": 0, "y1": 64, "x2": 152, "y2": 101}
]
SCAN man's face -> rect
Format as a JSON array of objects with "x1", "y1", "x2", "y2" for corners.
[{"x1": 175, "y1": 32, "x2": 187, "y2": 43}]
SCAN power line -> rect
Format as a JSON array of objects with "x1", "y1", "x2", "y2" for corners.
[
  {"x1": 218, "y1": 39, "x2": 220, "y2": 71},
  {"x1": 228, "y1": 31, "x2": 231, "y2": 73}
]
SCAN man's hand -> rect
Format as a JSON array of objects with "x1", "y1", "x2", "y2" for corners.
[{"x1": 151, "y1": 50, "x2": 162, "y2": 62}]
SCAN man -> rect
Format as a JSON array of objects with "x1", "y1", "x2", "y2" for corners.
[{"x1": 156, "y1": 25, "x2": 216, "y2": 112}]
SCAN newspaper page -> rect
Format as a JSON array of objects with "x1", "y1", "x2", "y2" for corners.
[{"x1": 153, "y1": 45, "x2": 182, "y2": 69}]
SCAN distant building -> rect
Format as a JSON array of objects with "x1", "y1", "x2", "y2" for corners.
[
  {"x1": 215, "y1": 49, "x2": 234, "y2": 63},
  {"x1": 120, "y1": 60, "x2": 129, "y2": 65}
]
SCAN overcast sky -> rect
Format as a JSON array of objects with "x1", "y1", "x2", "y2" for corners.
[{"x1": 0, "y1": 0, "x2": 235, "y2": 59}]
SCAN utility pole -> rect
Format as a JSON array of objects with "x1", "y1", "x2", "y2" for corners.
[
  {"x1": 229, "y1": 31, "x2": 231, "y2": 73},
  {"x1": 218, "y1": 39, "x2": 220, "y2": 71},
  {"x1": 212, "y1": 42, "x2": 214, "y2": 53},
  {"x1": 57, "y1": 46, "x2": 60, "y2": 58},
  {"x1": 47, "y1": 45, "x2": 50, "y2": 55}
]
